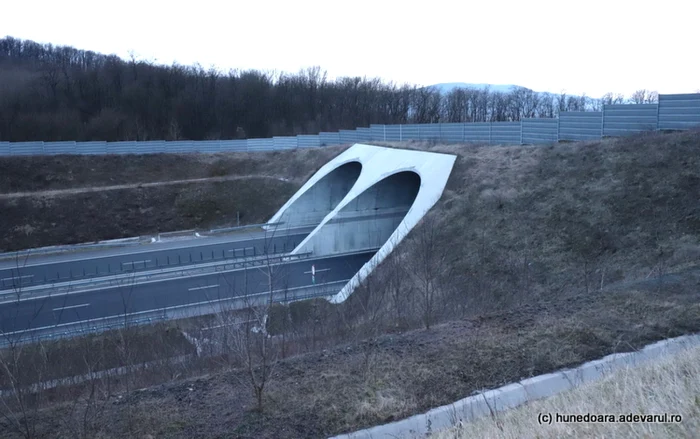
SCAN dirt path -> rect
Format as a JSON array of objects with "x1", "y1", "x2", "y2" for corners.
[{"x1": 0, "y1": 175, "x2": 292, "y2": 199}]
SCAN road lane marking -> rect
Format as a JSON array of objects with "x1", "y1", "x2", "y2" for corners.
[
  {"x1": 5, "y1": 250, "x2": 377, "y2": 303},
  {"x1": 1, "y1": 274, "x2": 34, "y2": 281},
  {"x1": 1, "y1": 279, "x2": 353, "y2": 340},
  {"x1": 122, "y1": 260, "x2": 151, "y2": 266},
  {"x1": 52, "y1": 303, "x2": 90, "y2": 312},
  {"x1": 188, "y1": 284, "x2": 220, "y2": 291}
]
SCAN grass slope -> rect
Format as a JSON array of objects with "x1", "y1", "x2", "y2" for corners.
[
  {"x1": 0, "y1": 146, "x2": 347, "y2": 251},
  {"x1": 1, "y1": 130, "x2": 699, "y2": 438}
]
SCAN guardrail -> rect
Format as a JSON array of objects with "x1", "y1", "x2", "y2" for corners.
[
  {"x1": 0, "y1": 251, "x2": 314, "y2": 301},
  {"x1": 0, "y1": 279, "x2": 350, "y2": 348},
  {"x1": 0, "y1": 221, "x2": 286, "y2": 261},
  {"x1": 1, "y1": 225, "x2": 298, "y2": 290}
]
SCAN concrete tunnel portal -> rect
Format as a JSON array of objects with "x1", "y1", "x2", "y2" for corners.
[
  {"x1": 298, "y1": 171, "x2": 421, "y2": 255},
  {"x1": 273, "y1": 161, "x2": 362, "y2": 229},
  {"x1": 267, "y1": 144, "x2": 456, "y2": 303}
]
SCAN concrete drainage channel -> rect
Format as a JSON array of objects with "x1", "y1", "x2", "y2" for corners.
[{"x1": 330, "y1": 333, "x2": 700, "y2": 439}]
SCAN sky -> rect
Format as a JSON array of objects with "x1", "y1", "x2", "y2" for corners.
[{"x1": 2, "y1": 0, "x2": 698, "y2": 98}]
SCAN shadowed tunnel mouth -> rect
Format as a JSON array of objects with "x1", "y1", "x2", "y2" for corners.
[
  {"x1": 304, "y1": 170, "x2": 421, "y2": 255},
  {"x1": 276, "y1": 161, "x2": 362, "y2": 229}
]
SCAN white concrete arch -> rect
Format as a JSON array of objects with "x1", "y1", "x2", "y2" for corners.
[{"x1": 268, "y1": 144, "x2": 456, "y2": 303}]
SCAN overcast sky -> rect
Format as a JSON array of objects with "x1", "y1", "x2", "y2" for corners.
[{"x1": 2, "y1": 0, "x2": 698, "y2": 98}]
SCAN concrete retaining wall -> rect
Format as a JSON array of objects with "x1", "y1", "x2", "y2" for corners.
[{"x1": 330, "y1": 333, "x2": 700, "y2": 439}]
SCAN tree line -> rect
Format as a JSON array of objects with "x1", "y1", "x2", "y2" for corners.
[{"x1": 0, "y1": 36, "x2": 659, "y2": 142}]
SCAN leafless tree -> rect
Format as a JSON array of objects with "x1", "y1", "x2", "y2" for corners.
[
  {"x1": 630, "y1": 89, "x2": 659, "y2": 104},
  {"x1": 213, "y1": 224, "x2": 294, "y2": 412},
  {"x1": 601, "y1": 92, "x2": 625, "y2": 106},
  {"x1": 405, "y1": 214, "x2": 453, "y2": 330},
  {"x1": 0, "y1": 254, "x2": 46, "y2": 439}
]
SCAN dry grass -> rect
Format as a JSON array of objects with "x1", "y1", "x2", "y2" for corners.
[
  {"x1": 0, "y1": 146, "x2": 348, "y2": 194},
  {"x1": 0, "y1": 145, "x2": 349, "y2": 251},
  {"x1": 431, "y1": 344, "x2": 700, "y2": 439}
]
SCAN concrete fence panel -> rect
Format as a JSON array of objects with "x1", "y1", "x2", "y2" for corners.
[
  {"x1": 80, "y1": 141, "x2": 108, "y2": 155},
  {"x1": 319, "y1": 132, "x2": 341, "y2": 146},
  {"x1": 219, "y1": 139, "x2": 248, "y2": 152},
  {"x1": 440, "y1": 123, "x2": 466, "y2": 142},
  {"x1": 356, "y1": 127, "x2": 373, "y2": 141},
  {"x1": 401, "y1": 124, "x2": 421, "y2": 140},
  {"x1": 339, "y1": 129, "x2": 361, "y2": 143},
  {"x1": 369, "y1": 124, "x2": 386, "y2": 141},
  {"x1": 247, "y1": 138, "x2": 274, "y2": 151},
  {"x1": 603, "y1": 104, "x2": 658, "y2": 136},
  {"x1": 383, "y1": 125, "x2": 402, "y2": 141},
  {"x1": 658, "y1": 93, "x2": 700, "y2": 130},
  {"x1": 522, "y1": 118, "x2": 558, "y2": 144},
  {"x1": 419, "y1": 123, "x2": 441, "y2": 140},
  {"x1": 297, "y1": 134, "x2": 321, "y2": 148},
  {"x1": 490, "y1": 121, "x2": 521, "y2": 145},
  {"x1": 105, "y1": 141, "x2": 139, "y2": 155},
  {"x1": 9, "y1": 142, "x2": 44, "y2": 155},
  {"x1": 43, "y1": 141, "x2": 77, "y2": 155},
  {"x1": 464, "y1": 122, "x2": 491, "y2": 143},
  {"x1": 559, "y1": 111, "x2": 603, "y2": 141},
  {"x1": 273, "y1": 136, "x2": 298, "y2": 150}
]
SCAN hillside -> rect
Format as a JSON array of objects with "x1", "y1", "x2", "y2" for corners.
[
  {"x1": 1, "y1": 130, "x2": 699, "y2": 438},
  {"x1": 0, "y1": 146, "x2": 347, "y2": 251}
]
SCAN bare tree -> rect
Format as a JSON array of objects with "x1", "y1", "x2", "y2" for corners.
[
  {"x1": 406, "y1": 214, "x2": 452, "y2": 330},
  {"x1": 0, "y1": 255, "x2": 47, "y2": 439},
  {"x1": 214, "y1": 224, "x2": 293, "y2": 412},
  {"x1": 601, "y1": 92, "x2": 625, "y2": 106},
  {"x1": 630, "y1": 89, "x2": 659, "y2": 104}
]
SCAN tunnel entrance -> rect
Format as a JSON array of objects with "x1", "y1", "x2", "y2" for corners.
[
  {"x1": 274, "y1": 161, "x2": 362, "y2": 229},
  {"x1": 299, "y1": 171, "x2": 421, "y2": 255}
]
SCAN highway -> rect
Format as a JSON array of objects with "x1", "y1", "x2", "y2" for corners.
[
  {"x1": 0, "y1": 251, "x2": 376, "y2": 335},
  {"x1": 0, "y1": 229, "x2": 311, "y2": 290}
]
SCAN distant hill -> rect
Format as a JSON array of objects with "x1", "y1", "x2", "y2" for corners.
[{"x1": 429, "y1": 82, "x2": 526, "y2": 94}]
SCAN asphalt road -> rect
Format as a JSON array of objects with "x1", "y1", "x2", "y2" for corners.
[
  {"x1": 0, "y1": 251, "x2": 375, "y2": 334},
  {"x1": 0, "y1": 230, "x2": 310, "y2": 290}
]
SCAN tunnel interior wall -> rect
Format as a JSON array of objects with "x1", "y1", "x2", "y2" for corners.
[
  {"x1": 298, "y1": 171, "x2": 421, "y2": 255},
  {"x1": 275, "y1": 161, "x2": 361, "y2": 229}
]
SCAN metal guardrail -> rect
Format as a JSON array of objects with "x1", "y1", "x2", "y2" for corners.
[
  {"x1": 0, "y1": 251, "x2": 314, "y2": 301},
  {"x1": 0, "y1": 279, "x2": 350, "y2": 348},
  {"x1": 0, "y1": 237, "x2": 144, "y2": 261},
  {"x1": 0, "y1": 221, "x2": 285, "y2": 261},
  {"x1": 0, "y1": 238, "x2": 300, "y2": 291}
]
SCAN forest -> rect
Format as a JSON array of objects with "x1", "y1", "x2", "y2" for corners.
[{"x1": 0, "y1": 36, "x2": 658, "y2": 142}]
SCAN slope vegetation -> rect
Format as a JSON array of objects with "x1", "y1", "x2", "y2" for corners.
[{"x1": 1, "y1": 130, "x2": 699, "y2": 438}]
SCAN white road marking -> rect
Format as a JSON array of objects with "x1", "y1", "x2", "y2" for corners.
[
  {"x1": 228, "y1": 247, "x2": 254, "y2": 253},
  {"x1": 52, "y1": 303, "x2": 90, "y2": 312},
  {"x1": 1, "y1": 274, "x2": 34, "y2": 282},
  {"x1": 122, "y1": 260, "x2": 151, "y2": 266},
  {"x1": 188, "y1": 284, "x2": 220, "y2": 291}
]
